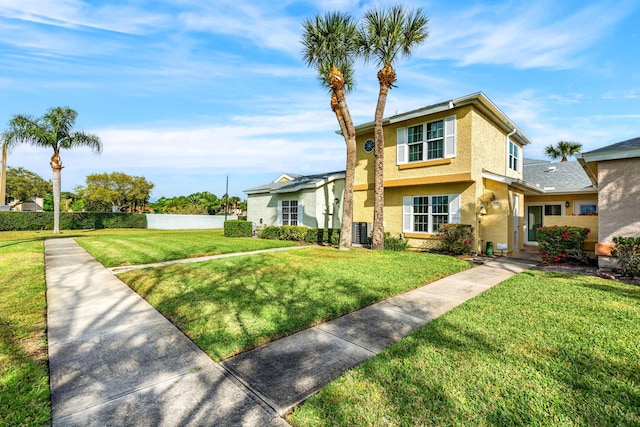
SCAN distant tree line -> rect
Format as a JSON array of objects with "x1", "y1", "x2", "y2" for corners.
[{"x1": 3, "y1": 166, "x2": 246, "y2": 215}]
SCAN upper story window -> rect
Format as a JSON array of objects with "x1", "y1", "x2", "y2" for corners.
[
  {"x1": 508, "y1": 140, "x2": 520, "y2": 172},
  {"x1": 397, "y1": 115, "x2": 456, "y2": 165}
]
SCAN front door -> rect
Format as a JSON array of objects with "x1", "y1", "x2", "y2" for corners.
[{"x1": 527, "y1": 206, "x2": 542, "y2": 242}]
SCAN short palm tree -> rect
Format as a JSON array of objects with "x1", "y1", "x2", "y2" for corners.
[
  {"x1": 301, "y1": 12, "x2": 359, "y2": 249},
  {"x1": 545, "y1": 141, "x2": 582, "y2": 162},
  {"x1": 359, "y1": 5, "x2": 429, "y2": 250},
  {"x1": 4, "y1": 107, "x2": 102, "y2": 233}
]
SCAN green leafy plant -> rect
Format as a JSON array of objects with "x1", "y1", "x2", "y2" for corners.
[
  {"x1": 536, "y1": 225, "x2": 590, "y2": 265},
  {"x1": 611, "y1": 236, "x2": 640, "y2": 278},
  {"x1": 0, "y1": 212, "x2": 146, "y2": 231},
  {"x1": 383, "y1": 232, "x2": 408, "y2": 251},
  {"x1": 437, "y1": 224, "x2": 474, "y2": 255},
  {"x1": 223, "y1": 220, "x2": 252, "y2": 237}
]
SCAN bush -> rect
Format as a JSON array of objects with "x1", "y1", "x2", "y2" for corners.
[
  {"x1": 611, "y1": 236, "x2": 640, "y2": 278},
  {"x1": 259, "y1": 226, "x2": 340, "y2": 245},
  {"x1": 536, "y1": 225, "x2": 590, "y2": 265},
  {"x1": 384, "y1": 232, "x2": 409, "y2": 252},
  {"x1": 0, "y1": 212, "x2": 146, "y2": 231},
  {"x1": 437, "y1": 224, "x2": 473, "y2": 255},
  {"x1": 224, "y1": 220, "x2": 253, "y2": 237}
]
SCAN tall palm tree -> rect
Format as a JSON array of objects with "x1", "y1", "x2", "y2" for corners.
[
  {"x1": 0, "y1": 140, "x2": 7, "y2": 206},
  {"x1": 359, "y1": 5, "x2": 429, "y2": 250},
  {"x1": 4, "y1": 107, "x2": 102, "y2": 233},
  {"x1": 301, "y1": 12, "x2": 359, "y2": 250},
  {"x1": 544, "y1": 141, "x2": 582, "y2": 162}
]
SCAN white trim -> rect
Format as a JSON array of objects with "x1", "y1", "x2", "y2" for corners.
[
  {"x1": 444, "y1": 115, "x2": 456, "y2": 158},
  {"x1": 397, "y1": 127, "x2": 407, "y2": 165}
]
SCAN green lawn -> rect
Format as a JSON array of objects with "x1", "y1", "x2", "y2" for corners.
[
  {"x1": 75, "y1": 228, "x2": 297, "y2": 267},
  {"x1": 287, "y1": 270, "x2": 640, "y2": 426},
  {"x1": 118, "y1": 247, "x2": 470, "y2": 360},
  {"x1": 0, "y1": 233, "x2": 51, "y2": 426}
]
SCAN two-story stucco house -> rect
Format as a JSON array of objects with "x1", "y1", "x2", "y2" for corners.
[{"x1": 352, "y1": 92, "x2": 532, "y2": 254}]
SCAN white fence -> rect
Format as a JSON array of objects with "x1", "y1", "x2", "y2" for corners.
[{"x1": 145, "y1": 214, "x2": 238, "y2": 230}]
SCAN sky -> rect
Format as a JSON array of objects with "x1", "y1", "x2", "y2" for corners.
[{"x1": 1, "y1": 0, "x2": 639, "y2": 200}]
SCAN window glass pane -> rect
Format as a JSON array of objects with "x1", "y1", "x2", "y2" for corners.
[
  {"x1": 413, "y1": 197, "x2": 429, "y2": 214},
  {"x1": 427, "y1": 140, "x2": 443, "y2": 159},
  {"x1": 408, "y1": 125, "x2": 423, "y2": 143},
  {"x1": 544, "y1": 205, "x2": 562, "y2": 216},
  {"x1": 432, "y1": 196, "x2": 449, "y2": 214},
  {"x1": 427, "y1": 121, "x2": 443, "y2": 140},
  {"x1": 580, "y1": 204, "x2": 597, "y2": 215},
  {"x1": 414, "y1": 215, "x2": 429, "y2": 232},
  {"x1": 432, "y1": 215, "x2": 448, "y2": 232},
  {"x1": 408, "y1": 143, "x2": 423, "y2": 162}
]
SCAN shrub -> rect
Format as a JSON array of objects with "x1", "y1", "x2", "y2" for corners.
[
  {"x1": 280, "y1": 226, "x2": 308, "y2": 242},
  {"x1": 0, "y1": 212, "x2": 146, "y2": 231},
  {"x1": 536, "y1": 225, "x2": 590, "y2": 265},
  {"x1": 437, "y1": 224, "x2": 474, "y2": 255},
  {"x1": 259, "y1": 226, "x2": 340, "y2": 245},
  {"x1": 224, "y1": 220, "x2": 253, "y2": 237},
  {"x1": 384, "y1": 232, "x2": 409, "y2": 252},
  {"x1": 611, "y1": 236, "x2": 640, "y2": 277}
]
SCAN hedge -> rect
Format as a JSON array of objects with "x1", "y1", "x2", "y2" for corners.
[
  {"x1": 611, "y1": 236, "x2": 640, "y2": 278},
  {"x1": 224, "y1": 220, "x2": 253, "y2": 237},
  {"x1": 0, "y1": 212, "x2": 146, "y2": 231},
  {"x1": 536, "y1": 225, "x2": 590, "y2": 264},
  {"x1": 258, "y1": 225, "x2": 340, "y2": 245}
]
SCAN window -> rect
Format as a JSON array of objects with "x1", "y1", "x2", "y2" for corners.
[
  {"x1": 280, "y1": 200, "x2": 299, "y2": 225},
  {"x1": 508, "y1": 140, "x2": 520, "y2": 172},
  {"x1": 397, "y1": 115, "x2": 456, "y2": 164},
  {"x1": 574, "y1": 200, "x2": 597, "y2": 216},
  {"x1": 403, "y1": 194, "x2": 460, "y2": 233},
  {"x1": 544, "y1": 205, "x2": 562, "y2": 216}
]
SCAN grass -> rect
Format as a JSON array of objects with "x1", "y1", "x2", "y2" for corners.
[
  {"x1": 0, "y1": 233, "x2": 51, "y2": 426},
  {"x1": 287, "y1": 270, "x2": 640, "y2": 426},
  {"x1": 118, "y1": 247, "x2": 471, "y2": 361},
  {"x1": 74, "y1": 228, "x2": 297, "y2": 267}
]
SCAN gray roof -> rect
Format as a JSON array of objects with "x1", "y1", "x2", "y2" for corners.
[
  {"x1": 584, "y1": 136, "x2": 640, "y2": 154},
  {"x1": 244, "y1": 171, "x2": 345, "y2": 195},
  {"x1": 522, "y1": 158, "x2": 594, "y2": 193}
]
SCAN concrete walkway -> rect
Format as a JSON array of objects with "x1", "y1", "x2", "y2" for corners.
[{"x1": 46, "y1": 238, "x2": 534, "y2": 426}]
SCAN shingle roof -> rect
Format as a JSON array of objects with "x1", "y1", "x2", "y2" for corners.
[
  {"x1": 244, "y1": 171, "x2": 345, "y2": 195},
  {"x1": 523, "y1": 158, "x2": 594, "y2": 193},
  {"x1": 584, "y1": 136, "x2": 640, "y2": 154}
]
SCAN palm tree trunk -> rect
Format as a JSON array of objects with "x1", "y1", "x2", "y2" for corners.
[
  {"x1": 50, "y1": 151, "x2": 62, "y2": 234},
  {"x1": 0, "y1": 144, "x2": 7, "y2": 206},
  {"x1": 334, "y1": 88, "x2": 355, "y2": 250},
  {"x1": 371, "y1": 82, "x2": 390, "y2": 250}
]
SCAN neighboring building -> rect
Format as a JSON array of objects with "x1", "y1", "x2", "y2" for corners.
[
  {"x1": 244, "y1": 171, "x2": 345, "y2": 230},
  {"x1": 521, "y1": 159, "x2": 598, "y2": 250},
  {"x1": 578, "y1": 136, "x2": 640, "y2": 268},
  {"x1": 352, "y1": 92, "x2": 531, "y2": 254},
  {"x1": 8, "y1": 196, "x2": 45, "y2": 212}
]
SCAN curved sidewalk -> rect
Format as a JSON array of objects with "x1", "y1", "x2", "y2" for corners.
[{"x1": 46, "y1": 238, "x2": 534, "y2": 426}]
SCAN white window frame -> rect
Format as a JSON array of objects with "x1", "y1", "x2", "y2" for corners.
[
  {"x1": 278, "y1": 199, "x2": 303, "y2": 226},
  {"x1": 573, "y1": 200, "x2": 597, "y2": 215},
  {"x1": 397, "y1": 115, "x2": 456, "y2": 165},
  {"x1": 508, "y1": 139, "x2": 520, "y2": 172},
  {"x1": 402, "y1": 194, "x2": 460, "y2": 233}
]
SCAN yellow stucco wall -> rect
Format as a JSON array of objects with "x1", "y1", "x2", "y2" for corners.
[
  {"x1": 525, "y1": 193, "x2": 598, "y2": 216},
  {"x1": 353, "y1": 100, "x2": 526, "y2": 254}
]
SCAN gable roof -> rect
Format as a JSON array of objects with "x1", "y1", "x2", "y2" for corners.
[
  {"x1": 352, "y1": 92, "x2": 532, "y2": 146},
  {"x1": 522, "y1": 158, "x2": 594, "y2": 194},
  {"x1": 244, "y1": 171, "x2": 345, "y2": 195}
]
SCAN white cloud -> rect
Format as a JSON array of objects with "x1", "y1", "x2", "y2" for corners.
[{"x1": 424, "y1": 1, "x2": 637, "y2": 70}]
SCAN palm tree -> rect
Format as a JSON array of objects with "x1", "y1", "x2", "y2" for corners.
[
  {"x1": 4, "y1": 107, "x2": 102, "y2": 233},
  {"x1": 359, "y1": 5, "x2": 429, "y2": 250},
  {"x1": 301, "y1": 12, "x2": 359, "y2": 250},
  {"x1": 0, "y1": 140, "x2": 7, "y2": 206},
  {"x1": 544, "y1": 141, "x2": 582, "y2": 162}
]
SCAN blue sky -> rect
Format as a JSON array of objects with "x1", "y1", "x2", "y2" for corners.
[{"x1": 1, "y1": 0, "x2": 639, "y2": 200}]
